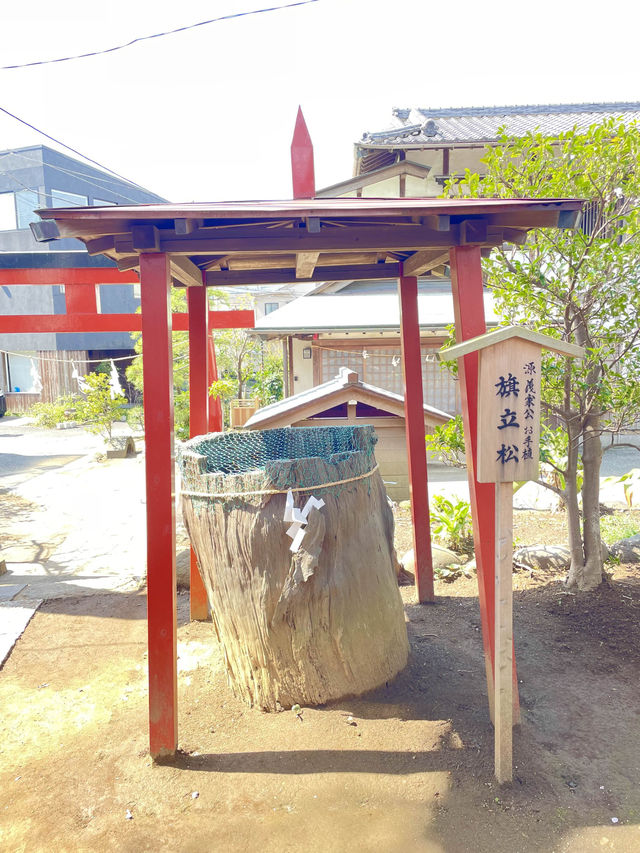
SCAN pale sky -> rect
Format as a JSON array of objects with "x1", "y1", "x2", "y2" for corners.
[{"x1": 1, "y1": 0, "x2": 638, "y2": 203}]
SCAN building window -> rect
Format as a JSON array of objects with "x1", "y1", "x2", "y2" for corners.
[
  {"x1": 15, "y1": 190, "x2": 41, "y2": 229},
  {"x1": 6, "y1": 351, "x2": 40, "y2": 393},
  {"x1": 92, "y1": 198, "x2": 117, "y2": 206},
  {"x1": 0, "y1": 192, "x2": 17, "y2": 230},
  {"x1": 50, "y1": 189, "x2": 88, "y2": 208},
  {"x1": 318, "y1": 345, "x2": 460, "y2": 414},
  {"x1": 264, "y1": 302, "x2": 279, "y2": 315}
]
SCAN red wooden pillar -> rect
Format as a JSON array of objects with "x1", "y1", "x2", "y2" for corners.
[
  {"x1": 398, "y1": 270, "x2": 434, "y2": 603},
  {"x1": 187, "y1": 284, "x2": 210, "y2": 621},
  {"x1": 140, "y1": 253, "x2": 177, "y2": 758},
  {"x1": 207, "y1": 334, "x2": 223, "y2": 432},
  {"x1": 449, "y1": 246, "x2": 519, "y2": 722}
]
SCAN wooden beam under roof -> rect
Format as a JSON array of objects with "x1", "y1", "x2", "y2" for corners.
[
  {"x1": 402, "y1": 250, "x2": 450, "y2": 276},
  {"x1": 132, "y1": 225, "x2": 161, "y2": 251},
  {"x1": 174, "y1": 218, "x2": 202, "y2": 235},
  {"x1": 169, "y1": 256, "x2": 203, "y2": 287},
  {"x1": 115, "y1": 254, "x2": 203, "y2": 287},
  {"x1": 296, "y1": 252, "x2": 320, "y2": 278},
  {"x1": 86, "y1": 235, "x2": 116, "y2": 256},
  {"x1": 486, "y1": 211, "x2": 560, "y2": 228},
  {"x1": 115, "y1": 256, "x2": 141, "y2": 272},
  {"x1": 210, "y1": 251, "x2": 383, "y2": 271},
  {"x1": 153, "y1": 224, "x2": 465, "y2": 256},
  {"x1": 204, "y1": 263, "x2": 401, "y2": 287}
]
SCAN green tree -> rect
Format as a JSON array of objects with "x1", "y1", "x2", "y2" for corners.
[
  {"x1": 209, "y1": 331, "x2": 284, "y2": 425},
  {"x1": 126, "y1": 291, "x2": 284, "y2": 435},
  {"x1": 448, "y1": 120, "x2": 640, "y2": 590},
  {"x1": 125, "y1": 288, "x2": 191, "y2": 438},
  {"x1": 74, "y1": 372, "x2": 127, "y2": 444}
]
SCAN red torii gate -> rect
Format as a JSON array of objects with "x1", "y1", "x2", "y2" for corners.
[
  {"x1": 0, "y1": 264, "x2": 254, "y2": 619},
  {"x1": 28, "y1": 112, "x2": 583, "y2": 759}
]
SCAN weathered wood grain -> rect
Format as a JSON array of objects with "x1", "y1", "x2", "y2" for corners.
[{"x1": 181, "y1": 449, "x2": 409, "y2": 711}]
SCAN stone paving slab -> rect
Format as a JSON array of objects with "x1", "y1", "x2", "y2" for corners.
[{"x1": 0, "y1": 583, "x2": 26, "y2": 601}]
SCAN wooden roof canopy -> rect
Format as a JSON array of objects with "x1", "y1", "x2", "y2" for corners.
[{"x1": 32, "y1": 196, "x2": 584, "y2": 289}]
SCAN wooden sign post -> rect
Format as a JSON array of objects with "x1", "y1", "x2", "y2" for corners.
[{"x1": 441, "y1": 327, "x2": 583, "y2": 784}]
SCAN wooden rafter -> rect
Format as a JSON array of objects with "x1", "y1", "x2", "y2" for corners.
[
  {"x1": 296, "y1": 252, "x2": 320, "y2": 279},
  {"x1": 402, "y1": 250, "x2": 450, "y2": 276},
  {"x1": 170, "y1": 256, "x2": 203, "y2": 287},
  {"x1": 204, "y1": 263, "x2": 401, "y2": 287}
]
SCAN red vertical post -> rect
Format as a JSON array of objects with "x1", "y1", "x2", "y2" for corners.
[
  {"x1": 187, "y1": 284, "x2": 210, "y2": 622},
  {"x1": 291, "y1": 106, "x2": 315, "y2": 199},
  {"x1": 398, "y1": 270, "x2": 434, "y2": 603},
  {"x1": 140, "y1": 253, "x2": 177, "y2": 758},
  {"x1": 207, "y1": 334, "x2": 223, "y2": 432},
  {"x1": 449, "y1": 246, "x2": 519, "y2": 723}
]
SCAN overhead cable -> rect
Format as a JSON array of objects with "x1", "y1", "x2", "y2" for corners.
[
  {"x1": 1, "y1": 1, "x2": 320, "y2": 71},
  {"x1": 0, "y1": 105, "x2": 147, "y2": 188},
  {"x1": 0, "y1": 151, "x2": 155, "y2": 206}
]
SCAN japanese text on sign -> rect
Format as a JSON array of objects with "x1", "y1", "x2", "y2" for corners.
[
  {"x1": 477, "y1": 338, "x2": 542, "y2": 483},
  {"x1": 494, "y1": 361, "x2": 536, "y2": 467}
]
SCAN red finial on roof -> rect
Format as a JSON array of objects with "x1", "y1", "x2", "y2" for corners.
[{"x1": 291, "y1": 106, "x2": 315, "y2": 199}]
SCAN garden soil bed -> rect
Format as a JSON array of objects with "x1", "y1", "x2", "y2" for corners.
[{"x1": 1, "y1": 514, "x2": 640, "y2": 851}]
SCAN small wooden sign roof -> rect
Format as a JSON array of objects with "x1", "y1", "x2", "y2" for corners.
[{"x1": 440, "y1": 325, "x2": 585, "y2": 361}]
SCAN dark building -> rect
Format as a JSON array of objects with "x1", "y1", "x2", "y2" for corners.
[{"x1": 0, "y1": 144, "x2": 166, "y2": 410}]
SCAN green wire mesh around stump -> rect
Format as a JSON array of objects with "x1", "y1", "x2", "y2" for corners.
[{"x1": 178, "y1": 425, "x2": 379, "y2": 510}]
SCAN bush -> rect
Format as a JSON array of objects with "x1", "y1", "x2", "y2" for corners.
[
  {"x1": 74, "y1": 373, "x2": 127, "y2": 443},
  {"x1": 30, "y1": 394, "x2": 80, "y2": 429},
  {"x1": 426, "y1": 416, "x2": 466, "y2": 468},
  {"x1": 430, "y1": 494, "x2": 473, "y2": 553},
  {"x1": 126, "y1": 405, "x2": 145, "y2": 433}
]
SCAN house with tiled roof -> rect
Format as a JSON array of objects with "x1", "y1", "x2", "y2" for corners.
[
  {"x1": 346, "y1": 102, "x2": 640, "y2": 198},
  {"x1": 256, "y1": 102, "x2": 639, "y2": 410}
]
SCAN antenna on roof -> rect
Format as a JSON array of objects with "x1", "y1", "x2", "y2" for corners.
[{"x1": 291, "y1": 106, "x2": 315, "y2": 199}]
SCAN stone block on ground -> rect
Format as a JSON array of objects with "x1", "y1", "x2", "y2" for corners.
[
  {"x1": 0, "y1": 559, "x2": 6, "y2": 575},
  {"x1": 401, "y1": 546, "x2": 462, "y2": 575},
  {"x1": 513, "y1": 544, "x2": 570, "y2": 571},
  {"x1": 105, "y1": 436, "x2": 136, "y2": 459},
  {"x1": 610, "y1": 534, "x2": 640, "y2": 563},
  {"x1": 176, "y1": 548, "x2": 191, "y2": 589}
]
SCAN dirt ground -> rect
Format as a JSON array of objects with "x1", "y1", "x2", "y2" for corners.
[{"x1": 2, "y1": 512, "x2": 640, "y2": 852}]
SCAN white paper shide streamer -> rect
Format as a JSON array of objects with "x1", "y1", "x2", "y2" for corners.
[
  {"x1": 29, "y1": 358, "x2": 43, "y2": 394},
  {"x1": 109, "y1": 359, "x2": 123, "y2": 400},
  {"x1": 283, "y1": 489, "x2": 325, "y2": 553},
  {"x1": 71, "y1": 361, "x2": 90, "y2": 392}
]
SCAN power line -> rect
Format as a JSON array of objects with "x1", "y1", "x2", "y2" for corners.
[
  {"x1": 1, "y1": 1, "x2": 320, "y2": 71},
  {"x1": 0, "y1": 165, "x2": 85, "y2": 208},
  {"x1": 0, "y1": 104, "x2": 149, "y2": 189}
]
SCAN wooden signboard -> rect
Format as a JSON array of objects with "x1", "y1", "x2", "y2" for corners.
[
  {"x1": 477, "y1": 339, "x2": 541, "y2": 484},
  {"x1": 441, "y1": 326, "x2": 583, "y2": 785}
]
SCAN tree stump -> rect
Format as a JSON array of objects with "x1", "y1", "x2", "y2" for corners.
[{"x1": 179, "y1": 426, "x2": 409, "y2": 711}]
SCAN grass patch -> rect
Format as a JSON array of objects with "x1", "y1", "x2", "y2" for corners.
[{"x1": 600, "y1": 511, "x2": 640, "y2": 545}]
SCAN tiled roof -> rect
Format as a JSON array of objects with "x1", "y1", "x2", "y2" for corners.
[
  {"x1": 244, "y1": 367, "x2": 452, "y2": 429},
  {"x1": 360, "y1": 102, "x2": 640, "y2": 147}
]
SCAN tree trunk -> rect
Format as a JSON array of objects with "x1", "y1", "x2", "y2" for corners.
[
  {"x1": 179, "y1": 426, "x2": 409, "y2": 711},
  {"x1": 563, "y1": 416, "x2": 585, "y2": 586},
  {"x1": 580, "y1": 411, "x2": 604, "y2": 589},
  {"x1": 566, "y1": 316, "x2": 605, "y2": 591}
]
